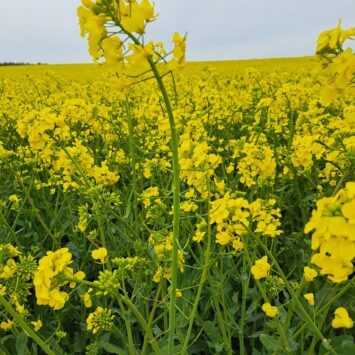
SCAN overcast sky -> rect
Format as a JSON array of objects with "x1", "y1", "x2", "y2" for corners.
[{"x1": 0, "y1": 0, "x2": 354, "y2": 63}]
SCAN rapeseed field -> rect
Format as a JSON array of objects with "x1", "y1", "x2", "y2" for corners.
[{"x1": 0, "y1": 1, "x2": 354, "y2": 354}]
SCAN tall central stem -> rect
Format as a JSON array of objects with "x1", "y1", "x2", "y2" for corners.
[
  {"x1": 147, "y1": 56, "x2": 180, "y2": 355},
  {"x1": 117, "y1": 28, "x2": 181, "y2": 354}
]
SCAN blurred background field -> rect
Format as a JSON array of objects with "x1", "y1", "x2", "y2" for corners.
[{"x1": 0, "y1": 56, "x2": 316, "y2": 81}]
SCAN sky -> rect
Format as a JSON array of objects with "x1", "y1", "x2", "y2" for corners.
[{"x1": 0, "y1": 0, "x2": 354, "y2": 64}]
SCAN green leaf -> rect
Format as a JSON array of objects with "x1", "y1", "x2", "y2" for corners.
[
  {"x1": 320, "y1": 335, "x2": 355, "y2": 355},
  {"x1": 97, "y1": 341, "x2": 126, "y2": 354},
  {"x1": 259, "y1": 334, "x2": 283, "y2": 353},
  {"x1": 15, "y1": 332, "x2": 28, "y2": 354}
]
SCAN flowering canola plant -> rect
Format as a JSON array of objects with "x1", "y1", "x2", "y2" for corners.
[{"x1": 0, "y1": 8, "x2": 354, "y2": 355}]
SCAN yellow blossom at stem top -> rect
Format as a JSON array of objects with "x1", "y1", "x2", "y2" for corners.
[
  {"x1": 262, "y1": 303, "x2": 278, "y2": 318},
  {"x1": 33, "y1": 248, "x2": 75, "y2": 310},
  {"x1": 251, "y1": 256, "x2": 271, "y2": 280},
  {"x1": 331, "y1": 307, "x2": 353, "y2": 329},
  {"x1": 0, "y1": 320, "x2": 13, "y2": 331},
  {"x1": 82, "y1": 288, "x2": 93, "y2": 308},
  {"x1": 304, "y1": 293, "x2": 315, "y2": 306},
  {"x1": 92, "y1": 248, "x2": 108, "y2": 264},
  {"x1": 31, "y1": 320, "x2": 43, "y2": 332},
  {"x1": 303, "y1": 266, "x2": 318, "y2": 282}
]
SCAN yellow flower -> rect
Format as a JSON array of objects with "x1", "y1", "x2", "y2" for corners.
[
  {"x1": 331, "y1": 307, "x2": 353, "y2": 329},
  {"x1": 216, "y1": 231, "x2": 233, "y2": 245},
  {"x1": 152, "y1": 267, "x2": 162, "y2": 283},
  {"x1": 31, "y1": 320, "x2": 43, "y2": 332},
  {"x1": 192, "y1": 231, "x2": 205, "y2": 243},
  {"x1": 91, "y1": 248, "x2": 108, "y2": 264},
  {"x1": 0, "y1": 320, "x2": 13, "y2": 331},
  {"x1": 102, "y1": 36, "x2": 123, "y2": 67},
  {"x1": 82, "y1": 288, "x2": 93, "y2": 308},
  {"x1": 232, "y1": 238, "x2": 244, "y2": 252},
  {"x1": 0, "y1": 285, "x2": 6, "y2": 296},
  {"x1": 176, "y1": 289, "x2": 182, "y2": 298},
  {"x1": 16, "y1": 303, "x2": 26, "y2": 314},
  {"x1": 303, "y1": 266, "x2": 318, "y2": 282},
  {"x1": 251, "y1": 256, "x2": 271, "y2": 280},
  {"x1": 262, "y1": 303, "x2": 278, "y2": 318},
  {"x1": 8, "y1": 194, "x2": 20, "y2": 203},
  {"x1": 304, "y1": 293, "x2": 315, "y2": 306},
  {"x1": 33, "y1": 248, "x2": 75, "y2": 310}
]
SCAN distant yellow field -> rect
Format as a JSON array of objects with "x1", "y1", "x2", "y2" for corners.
[{"x1": 0, "y1": 56, "x2": 316, "y2": 81}]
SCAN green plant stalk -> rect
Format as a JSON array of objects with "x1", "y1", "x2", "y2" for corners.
[
  {"x1": 243, "y1": 240, "x2": 290, "y2": 352},
  {"x1": 207, "y1": 274, "x2": 232, "y2": 354},
  {"x1": 292, "y1": 280, "x2": 353, "y2": 341},
  {"x1": 124, "y1": 99, "x2": 139, "y2": 225},
  {"x1": 115, "y1": 294, "x2": 135, "y2": 355},
  {"x1": 146, "y1": 56, "x2": 180, "y2": 355},
  {"x1": 0, "y1": 295, "x2": 59, "y2": 355},
  {"x1": 15, "y1": 174, "x2": 59, "y2": 248},
  {"x1": 66, "y1": 277, "x2": 162, "y2": 354},
  {"x1": 219, "y1": 260, "x2": 233, "y2": 346},
  {"x1": 250, "y1": 232, "x2": 336, "y2": 353},
  {"x1": 239, "y1": 256, "x2": 250, "y2": 355},
  {"x1": 307, "y1": 305, "x2": 330, "y2": 355},
  {"x1": 283, "y1": 278, "x2": 305, "y2": 334},
  {"x1": 119, "y1": 28, "x2": 181, "y2": 354},
  {"x1": 181, "y1": 181, "x2": 212, "y2": 354},
  {"x1": 141, "y1": 283, "x2": 162, "y2": 355},
  {"x1": 95, "y1": 207, "x2": 112, "y2": 270}
]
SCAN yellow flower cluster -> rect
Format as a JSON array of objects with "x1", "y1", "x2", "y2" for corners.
[
  {"x1": 305, "y1": 182, "x2": 355, "y2": 283},
  {"x1": 234, "y1": 139, "x2": 276, "y2": 187},
  {"x1": 179, "y1": 137, "x2": 221, "y2": 198},
  {"x1": 209, "y1": 193, "x2": 282, "y2": 249},
  {"x1": 331, "y1": 307, "x2": 353, "y2": 329},
  {"x1": 262, "y1": 303, "x2": 278, "y2": 318},
  {"x1": 149, "y1": 231, "x2": 185, "y2": 283},
  {"x1": 77, "y1": 0, "x2": 185, "y2": 75},
  {"x1": 316, "y1": 20, "x2": 355, "y2": 101},
  {"x1": 0, "y1": 244, "x2": 36, "y2": 309},
  {"x1": 33, "y1": 248, "x2": 85, "y2": 310},
  {"x1": 251, "y1": 256, "x2": 271, "y2": 280}
]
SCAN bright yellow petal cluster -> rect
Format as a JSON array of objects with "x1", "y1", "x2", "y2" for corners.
[
  {"x1": 31, "y1": 320, "x2": 43, "y2": 332},
  {"x1": 262, "y1": 303, "x2": 278, "y2": 318},
  {"x1": 251, "y1": 256, "x2": 271, "y2": 280},
  {"x1": 331, "y1": 307, "x2": 353, "y2": 329},
  {"x1": 33, "y1": 248, "x2": 85, "y2": 310},
  {"x1": 92, "y1": 247, "x2": 108, "y2": 264},
  {"x1": 303, "y1": 266, "x2": 318, "y2": 282},
  {"x1": 304, "y1": 293, "x2": 315, "y2": 306},
  {"x1": 305, "y1": 182, "x2": 355, "y2": 283}
]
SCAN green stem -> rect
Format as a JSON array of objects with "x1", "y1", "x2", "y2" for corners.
[
  {"x1": 120, "y1": 28, "x2": 180, "y2": 355},
  {"x1": 0, "y1": 295, "x2": 59, "y2": 355},
  {"x1": 243, "y1": 240, "x2": 290, "y2": 352},
  {"x1": 181, "y1": 181, "x2": 212, "y2": 354},
  {"x1": 65, "y1": 277, "x2": 162, "y2": 354},
  {"x1": 239, "y1": 257, "x2": 250, "y2": 355},
  {"x1": 250, "y1": 232, "x2": 336, "y2": 354},
  {"x1": 115, "y1": 295, "x2": 135, "y2": 355},
  {"x1": 146, "y1": 56, "x2": 180, "y2": 355},
  {"x1": 141, "y1": 283, "x2": 162, "y2": 355},
  {"x1": 124, "y1": 99, "x2": 139, "y2": 226},
  {"x1": 292, "y1": 281, "x2": 353, "y2": 341},
  {"x1": 207, "y1": 274, "x2": 232, "y2": 354},
  {"x1": 15, "y1": 174, "x2": 58, "y2": 248}
]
